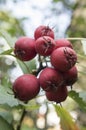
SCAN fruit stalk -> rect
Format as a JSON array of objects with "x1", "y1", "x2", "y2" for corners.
[{"x1": 17, "y1": 109, "x2": 26, "y2": 130}]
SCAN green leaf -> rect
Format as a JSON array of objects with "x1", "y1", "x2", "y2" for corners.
[
  {"x1": 25, "y1": 59, "x2": 36, "y2": 73},
  {"x1": 0, "y1": 116, "x2": 14, "y2": 130},
  {"x1": 23, "y1": 102, "x2": 40, "y2": 110},
  {"x1": 0, "y1": 29, "x2": 17, "y2": 47},
  {"x1": 0, "y1": 48, "x2": 13, "y2": 55},
  {"x1": 21, "y1": 99, "x2": 40, "y2": 110},
  {"x1": 0, "y1": 111, "x2": 13, "y2": 124},
  {"x1": 0, "y1": 85, "x2": 30, "y2": 109},
  {"x1": 68, "y1": 90, "x2": 86, "y2": 111},
  {"x1": 55, "y1": 105, "x2": 79, "y2": 130},
  {"x1": 17, "y1": 59, "x2": 31, "y2": 74},
  {"x1": 24, "y1": 104, "x2": 40, "y2": 110},
  {"x1": 17, "y1": 59, "x2": 36, "y2": 74},
  {"x1": 79, "y1": 91, "x2": 86, "y2": 102},
  {"x1": 0, "y1": 104, "x2": 13, "y2": 111},
  {"x1": 0, "y1": 85, "x2": 21, "y2": 107}
]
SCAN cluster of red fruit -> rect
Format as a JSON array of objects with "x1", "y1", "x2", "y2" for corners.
[{"x1": 13, "y1": 25, "x2": 78, "y2": 103}]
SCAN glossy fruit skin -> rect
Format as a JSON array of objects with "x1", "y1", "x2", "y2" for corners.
[
  {"x1": 45, "y1": 86, "x2": 68, "y2": 103},
  {"x1": 39, "y1": 67, "x2": 64, "y2": 91},
  {"x1": 13, "y1": 74, "x2": 40, "y2": 101},
  {"x1": 35, "y1": 36, "x2": 56, "y2": 56},
  {"x1": 50, "y1": 47, "x2": 77, "y2": 72},
  {"x1": 34, "y1": 25, "x2": 54, "y2": 40},
  {"x1": 55, "y1": 39, "x2": 73, "y2": 49},
  {"x1": 14, "y1": 37, "x2": 37, "y2": 61},
  {"x1": 63, "y1": 66, "x2": 78, "y2": 86}
]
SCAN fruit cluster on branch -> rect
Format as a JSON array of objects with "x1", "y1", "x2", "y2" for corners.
[{"x1": 13, "y1": 25, "x2": 78, "y2": 103}]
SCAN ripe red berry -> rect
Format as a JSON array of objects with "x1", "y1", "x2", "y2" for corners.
[
  {"x1": 50, "y1": 47, "x2": 77, "y2": 72},
  {"x1": 35, "y1": 36, "x2": 56, "y2": 56},
  {"x1": 39, "y1": 67, "x2": 64, "y2": 91},
  {"x1": 45, "y1": 86, "x2": 68, "y2": 103},
  {"x1": 63, "y1": 66, "x2": 78, "y2": 86},
  {"x1": 34, "y1": 25, "x2": 54, "y2": 40},
  {"x1": 12, "y1": 74, "x2": 40, "y2": 101},
  {"x1": 14, "y1": 37, "x2": 37, "y2": 61},
  {"x1": 55, "y1": 39, "x2": 73, "y2": 49}
]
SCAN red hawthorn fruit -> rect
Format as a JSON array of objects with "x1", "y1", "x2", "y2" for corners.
[
  {"x1": 35, "y1": 36, "x2": 56, "y2": 56},
  {"x1": 14, "y1": 37, "x2": 37, "y2": 61},
  {"x1": 55, "y1": 39, "x2": 73, "y2": 49},
  {"x1": 39, "y1": 67, "x2": 64, "y2": 91},
  {"x1": 45, "y1": 86, "x2": 68, "y2": 103},
  {"x1": 34, "y1": 25, "x2": 54, "y2": 40},
  {"x1": 50, "y1": 47, "x2": 77, "y2": 72},
  {"x1": 13, "y1": 74, "x2": 40, "y2": 101},
  {"x1": 63, "y1": 66, "x2": 78, "y2": 86}
]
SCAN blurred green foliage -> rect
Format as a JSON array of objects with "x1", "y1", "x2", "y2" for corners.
[{"x1": 0, "y1": 11, "x2": 25, "y2": 37}]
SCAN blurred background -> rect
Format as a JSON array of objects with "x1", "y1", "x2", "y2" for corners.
[{"x1": 0, "y1": 0, "x2": 86, "y2": 130}]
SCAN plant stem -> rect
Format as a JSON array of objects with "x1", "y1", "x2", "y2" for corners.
[
  {"x1": 17, "y1": 109, "x2": 26, "y2": 130},
  {"x1": 34, "y1": 55, "x2": 44, "y2": 76},
  {"x1": 66, "y1": 37, "x2": 86, "y2": 41}
]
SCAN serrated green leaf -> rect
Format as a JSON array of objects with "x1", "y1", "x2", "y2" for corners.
[
  {"x1": 68, "y1": 90, "x2": 86, "y2": 111},
  {"x1": 0, "y1": 48, "x2": 13, "y2": 55},
  {"x1": 55, "y1": 105, "x2": 79, "y2": 130},
  {"x1": 0, "y1": 116, "x2": 14, "y2": 130}
]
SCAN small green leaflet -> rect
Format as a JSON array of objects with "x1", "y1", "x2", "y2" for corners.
[
  {"x1": 55, "y1": 105, "x2": 79, "y2": 130},
  {"x1": 68, "y1": 90, "x2": 86, "y2": 111}
]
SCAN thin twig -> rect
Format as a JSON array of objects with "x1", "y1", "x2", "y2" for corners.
[
  {"x1": 17, "y1": 109, "x2": 26, "y2": 130},
  {"x1": 66, "y1": 37, "x2": 86, "y2": 41}
]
